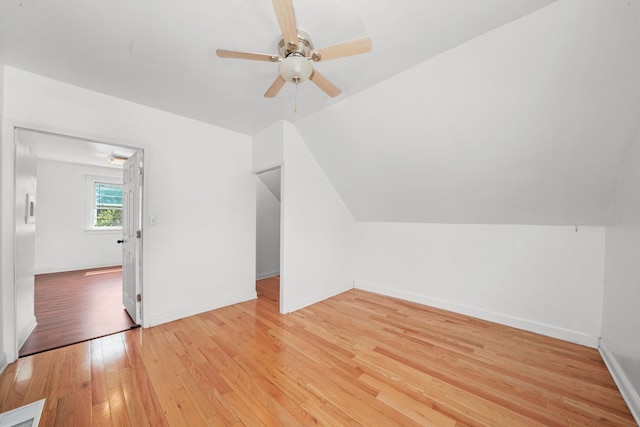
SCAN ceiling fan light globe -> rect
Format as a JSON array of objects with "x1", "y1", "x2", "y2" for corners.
[{"x1": 279, "y1": 55, "x2": 313, "y2": 83}]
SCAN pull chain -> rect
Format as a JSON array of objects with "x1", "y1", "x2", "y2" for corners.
[{"x1": 294, "y1": 79, "x2": 299, "y2": 113}]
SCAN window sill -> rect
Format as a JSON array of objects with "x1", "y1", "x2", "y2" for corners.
[{"x1": 85, "y1": 228, "x2": 122, "y2": 235}]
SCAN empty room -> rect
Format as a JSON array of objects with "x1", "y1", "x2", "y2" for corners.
[{"x1": 1, "y1": 0, "x2": 639, "y2": 425}]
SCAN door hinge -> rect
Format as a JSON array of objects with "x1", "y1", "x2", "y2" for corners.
[
  {"x1": 136, "y1": 294, "x2": 142, "y2": 302},
  {"x1": 138, "y1": 166, "x2": 143, "y2": 175},
  {"x1": 136, "y1": 230, "x2": 142, "y2": 239}
]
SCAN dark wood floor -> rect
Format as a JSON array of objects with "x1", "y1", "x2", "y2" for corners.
[
  {"x1": 19, "y1": 267, "x2": 137, "y2": 357},
  {"x1": 1, "y1": 276, "x2": 634, "y2": 425}
]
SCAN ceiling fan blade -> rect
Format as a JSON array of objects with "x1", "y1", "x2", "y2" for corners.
[
  {"x1": 264, "y1": 75, "x2": 287, "y2": 98},
  {"x1": 309, "y1": 70, "x2": 341, "y2": 97},
  {"x1": 272, "y1": 0, "x2": 298, "y2": 48},
  {"x1": 310, "y1": 37, "x2": 372, "y2": 62},
  {"x1": 216, "y1": 49, "x2": 280, "y2": 62}
]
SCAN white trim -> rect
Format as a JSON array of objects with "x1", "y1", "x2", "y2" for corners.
[
  {"x1": 0, "y1": 352, "x2": 7, "y2": 375},
  {"x1": 34, "y1": 263, "x2": 122, "y2": 276},
  {"x1": 84, "y1": 229, "x2": 122, "y2": 235},
  {"x1": 284, "y1": 282, "x2": 353, "y2": 314},
  {"x1": 355, "y1": 281, "x2": 600, "y2": 348},
  {"x1": 1, "y1": 119, "x2": 18, "y2": 364},
  {"x1": 599, "y1": 338, "x2": 640, "y2": 425},
  {"x1": 0, "y1": 398, "x2": 45, "y2": 426},
  {"x1": 279, "y1": 162, "x2": 287, "y2": 315},
  {"x1": 256, "y1": 270, "x2": 280, "y2": 280},
  {"x1": 16, "y1": 316, "x2": 37, "y2": 351},
  {"x1": 147, "y1": 291, "x2": 257, "y2": 327}
]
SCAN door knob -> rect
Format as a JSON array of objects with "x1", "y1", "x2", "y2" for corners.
[{"x1": 117, "y1": 239, "x2": 124, "y2": 244}]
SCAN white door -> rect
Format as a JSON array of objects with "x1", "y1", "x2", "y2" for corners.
[{"x1": 122, "y1": 152, "x2": 143, "y2": 324}]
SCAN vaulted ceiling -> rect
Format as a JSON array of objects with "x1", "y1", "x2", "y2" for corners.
[{"x1": 2, "y1": 0, "x2": 639, "y2": 226}]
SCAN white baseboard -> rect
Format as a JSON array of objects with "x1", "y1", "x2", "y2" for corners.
[
  {"x1": 256, "y1": 270, "x2": 280, "y2": 280},
  {"x1": 285, "y1": 282, "x2": 353, "y2": 313},
  {"x1": 17, "y1": 317, "x2": 37, "y2": 351},
  {"x1": 34, "y1": 263, "x2": 122, "y2": 275},
  {"x1": 599, "y1": 338, "x2": 640, "y2": 425},
  {"x1": 355, "y1": 282, "x2": 599, "y2": 348},
  {"x1": 148, "y1": 291, "x2": 257, "y2": 327},
  {"x1": 0, "y1": 352, "x2": 7, "y2": 375}
]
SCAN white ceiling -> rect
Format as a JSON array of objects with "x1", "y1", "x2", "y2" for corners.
[
  {"x1": 2, "y1": 0, "x2": 640, "y2": 226},
  {"x1": 17, "y1": 129, "x2": 135, "y2": 169},
  {"x1": 0, "y1": 0, "x2": 554, "y2": 135}
]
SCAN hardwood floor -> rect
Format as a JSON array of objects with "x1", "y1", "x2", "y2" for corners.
[
  {"x1": 19, "y1": 267, "x2": 137, "y2": 357},
  {"x1": 1, "y1": 276, "x2": 635, "y2": 425}
]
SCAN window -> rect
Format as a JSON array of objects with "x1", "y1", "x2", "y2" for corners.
[
  {"x1": 94, "y1": 182, "x2": 123, "y2": 227},
  {"x1": 86, "y1": 176, "x2": 123, "y2": 230}
]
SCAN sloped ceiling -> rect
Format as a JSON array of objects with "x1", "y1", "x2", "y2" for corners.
[
  {"x1": 297, "y1": 0, "x2": 640, "y2": 225},
  {"x1": 2, "y1": 1, "x2": 640, "y2": 226},
  {"x1": 257, "y1": 168, "x2": 282, "y2": 202}
]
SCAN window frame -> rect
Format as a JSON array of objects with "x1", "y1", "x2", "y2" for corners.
[{"x1": 85, "y1": 175, "x2": 124, "y2": 232}]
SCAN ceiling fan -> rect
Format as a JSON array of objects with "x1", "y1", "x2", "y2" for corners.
[{"x1": 216, "y1": 0, "x2": 372, "y2": 99}]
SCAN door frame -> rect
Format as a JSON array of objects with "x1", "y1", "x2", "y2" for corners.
[{"x1": 1, "y1": 120, "x2": 146, "y2": 364}]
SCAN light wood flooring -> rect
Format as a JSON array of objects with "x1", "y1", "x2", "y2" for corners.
[
  {"x1": 1, "y1": 276, "x2": 635, "y2": 426},
  {"x1": 19, "y1": 267, "x2": 137, "y2": 357}
]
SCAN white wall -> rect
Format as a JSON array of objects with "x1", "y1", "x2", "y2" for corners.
[
  {"x1": 35, "y1": 159, "x2": 122, "y2": 274},
  {"x1": 256, "y1": 178, "x2": 280, "y2": 279},
  {"x1": 0, "y1": 63, "x2": 6, "y2": 372},
  {"x1": 1, "y1": 67, "x2": 256, "y2": 362},
  {"x1": 601, "y1": 123, "x2": 640, "y2": 422},
  {"x1": 252, "y1": 122, "x2": 283, "y2": 173},
  {"x1": 13, "y1": 130, "x2": 38, "y2": 351},
  {"x1": 280, "y1": 122, "x2": 356, "y2": 312},
  {"x1": 355, "y1": 222, "x2": 605, "y2": 347}
]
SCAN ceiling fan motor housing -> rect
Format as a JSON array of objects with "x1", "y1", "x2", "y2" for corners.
[{"x1": 278, "y1": 30, "x2": 313, "y2": 58}]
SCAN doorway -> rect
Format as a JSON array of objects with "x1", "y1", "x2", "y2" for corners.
[
  {"x1": 255, "y1": 167, "x2": 281, "y2": 306},
  {"x1": 13, "y1": 128, "x2": 143, "y2": 356}
]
